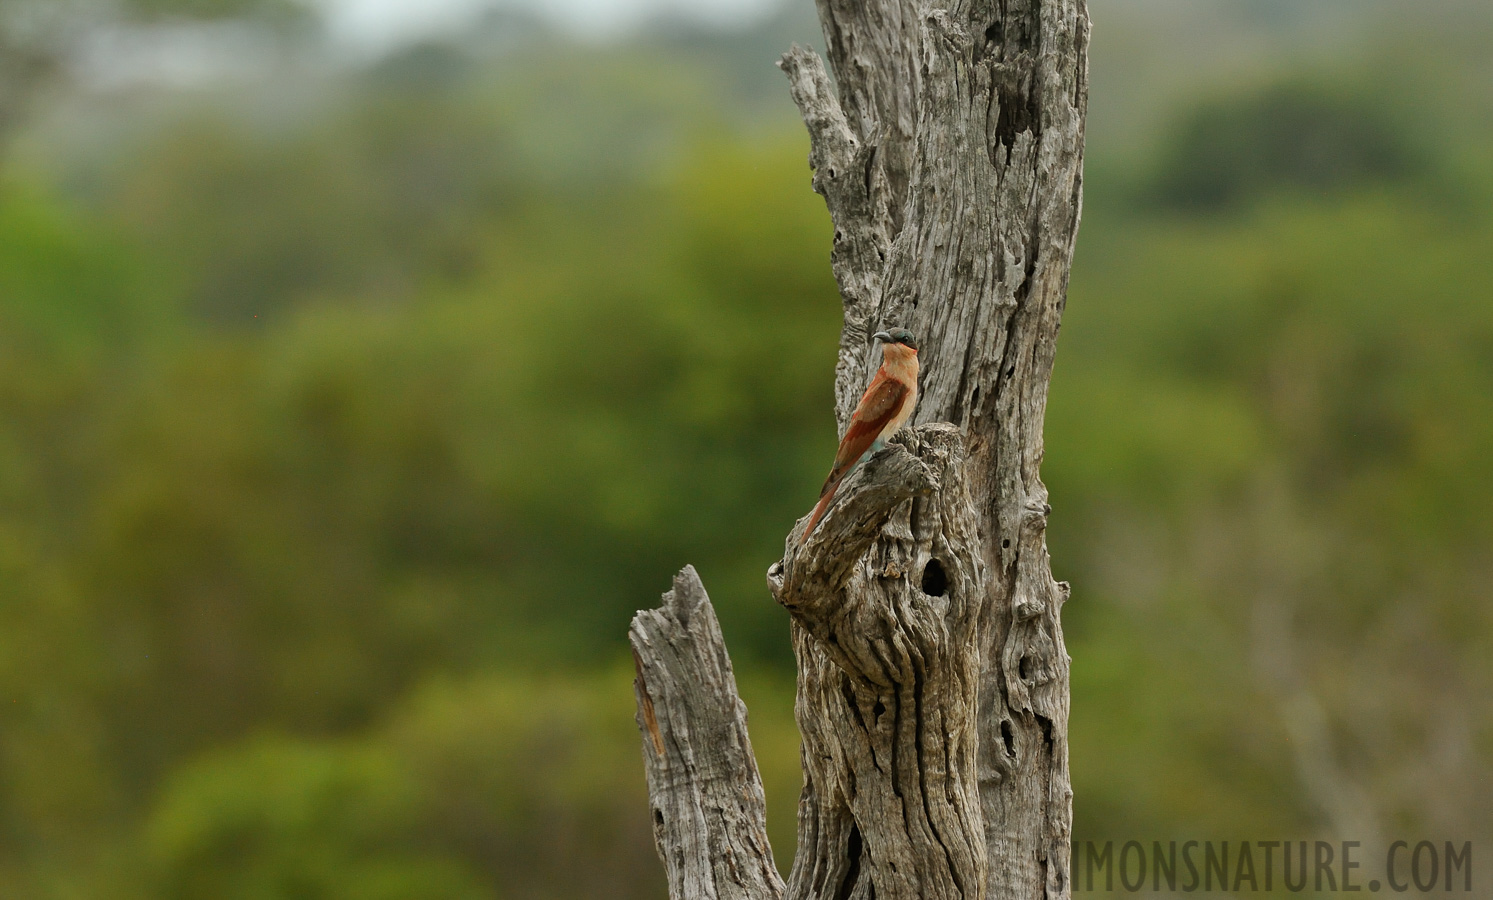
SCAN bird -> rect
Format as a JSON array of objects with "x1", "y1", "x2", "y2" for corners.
[{"x1": 803, "y1": 328, "x2": 920, "y2": 537}]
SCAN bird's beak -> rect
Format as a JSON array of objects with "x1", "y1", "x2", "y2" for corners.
[{"x1": 872, "y1": 331, "x2": 892, "y2": 344}]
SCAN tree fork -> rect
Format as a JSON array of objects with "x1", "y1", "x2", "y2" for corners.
[{"x1": 630, "y1": 0, "x2": 1089, "y2": 897}]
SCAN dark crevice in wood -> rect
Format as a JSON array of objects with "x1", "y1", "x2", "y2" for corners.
[
  {"x1": 993, "y1": 82, "x2": 1040, "y2": 153},
  {"x1": 842, "y1": 676, "x2": 868, "y2": 732},
  {"x1": 984, "y1": 18, "x2": 1003, "y2": 47},
  {"x1": 920, "y1": 558, "x2": 948, "y2": 596},
  {"x1": 835, "y1": 825, "x2": 864, "y2": 900},
  {"x1": 911, "y1": 658, "x2": 961, "y2": 897}
]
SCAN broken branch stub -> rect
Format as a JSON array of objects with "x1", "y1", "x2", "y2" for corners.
[{"x1": 629, "y1": 566, "x2": 785, "y2": 900}]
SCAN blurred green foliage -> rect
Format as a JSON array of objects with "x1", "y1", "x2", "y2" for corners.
[
  {"x1": 1, "y1": 3, "x2": 1491, "y2": 897},
  {"x1": 1148, "y1": 82, "x2": 1427, "y2": 211}
]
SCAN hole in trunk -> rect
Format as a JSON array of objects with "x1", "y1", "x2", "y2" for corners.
[
  {"x1": 1000, "y1": 720, "x2": 1017, "y2": 758},
  {"x1": 835, "y1": 825, "x2": 863, "y2": 900},
  {"x1": 920, "y1": 558, "x2": 948, "y2": 596}
]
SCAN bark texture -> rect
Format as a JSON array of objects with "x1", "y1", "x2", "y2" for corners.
[
  {"x1": 630, "y1": 0, "x2": 1088, "y2": 898},
  {"x1": 630, "y1": 566, "x2": 785, "y2": 900},
  {"x1": 769, "y1": 424, "x2": 990, "y2": 900}
]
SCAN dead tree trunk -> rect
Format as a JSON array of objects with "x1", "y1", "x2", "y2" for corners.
[{"x1": 630, "y1": 1, "x2": 1089, "y2": 898}]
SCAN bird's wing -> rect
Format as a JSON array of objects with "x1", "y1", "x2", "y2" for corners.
[
  {"x1": 825, "y1": 377, "x2": 909, "y2": 482},
  {"x1": 804, "y1": 376, "x2": 909, "y2": 535}
]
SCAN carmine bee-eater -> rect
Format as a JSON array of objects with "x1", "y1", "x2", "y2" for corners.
[{"x1": 803, "y1": 328, "x2": 920, "y2": 536}]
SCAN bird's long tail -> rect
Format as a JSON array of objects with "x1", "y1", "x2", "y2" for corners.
[{"x1": 802, "y1": 476, "x2": 841, "y2": 538}]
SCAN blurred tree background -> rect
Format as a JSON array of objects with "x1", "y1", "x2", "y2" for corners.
[{"x1": 0, "y1": 0, "x2": 1490, "y2": 896}]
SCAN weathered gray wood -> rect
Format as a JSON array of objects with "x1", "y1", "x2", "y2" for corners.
[
  {"x1": 769, "y1": 424, "x2": 992, "y2": 900},
  {"x1": 631, "y1": 0, "x2": 1087, "y2": 897},
  {"x1": 630, "y1": 567, "x2": 785, "y2": 900},
  {"x1": 781, "y1": 1, "x2": 1088, "y2": 897},
  {"x1": 779, "y1": 46, "x2": 891, "y2": 428}
]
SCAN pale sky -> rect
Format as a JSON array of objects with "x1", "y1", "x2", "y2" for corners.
[
  {"x1": 75, "y1": 0, "x2": 789, "y2": 89},
  {"x1": 319, "y1": 0, "x2": 786, "y2": 47}
]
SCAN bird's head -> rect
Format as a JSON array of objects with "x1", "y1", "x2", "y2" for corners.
[{"x1": 872, "y1": 328, "x2": 917, "y2": 351}]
